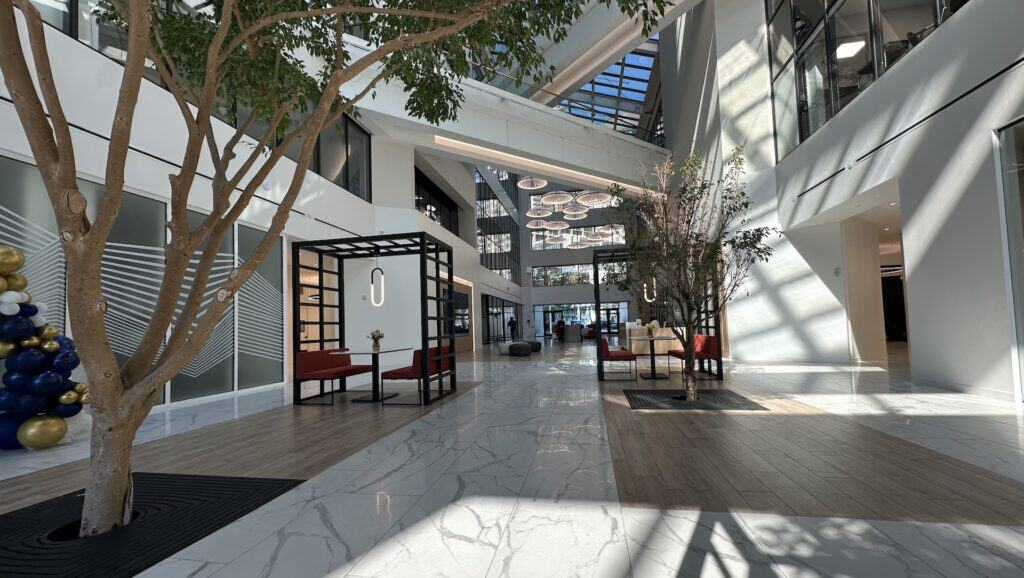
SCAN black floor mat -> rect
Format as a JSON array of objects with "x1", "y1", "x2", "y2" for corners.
[
  {"x1": 0, "y1": 472, "x2": 302, "y2": 577},
  {"x1": 623, "y1": 389, "x2": 768, "y2": 411}
]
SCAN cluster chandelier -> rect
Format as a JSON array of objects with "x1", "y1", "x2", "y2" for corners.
[{"x1": 524, "y1": 189, "x2": 621, "y2": 249}]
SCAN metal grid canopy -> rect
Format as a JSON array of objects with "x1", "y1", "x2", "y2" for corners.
[
  {"x1": 592, "y1": 247, "x2": 723, "y2": 381},
  {"x1": 291, "y1": 232, "x2": 456, "y2": 406}
]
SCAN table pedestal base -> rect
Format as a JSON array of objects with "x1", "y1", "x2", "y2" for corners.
[{"x1": 640, "y1": 373, "x2": 668, "y2": 380}]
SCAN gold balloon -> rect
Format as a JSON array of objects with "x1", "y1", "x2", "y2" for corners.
[
  {"x1": 19, "y1": 336, "x2": 40, "y2": 348},
  {"x1": 0, "y1": 276, "x2": 7, "y2": 293},
  {"x1": 4, "y1": 273, "x2": 27, "y2": 292},
  {"x1": 39, "y1": 339, "x2": 60, "y2": 353},
  {"x1": 73, "y1": 382, "x2": 89, "y2": 395},
  {"x1": 37, "y1": 325, "x2": 60, "y2": 339},
  {"x1": 58, "y1": 390, "x2": 79, "y2": 404},
  {"x1": 79, "y1": 392, "x2": 90, "y2": 405},
  {"x1": 0, "y1": 341, "x2": 14, "y2": 359},
  {"x1": 0, "y1": 246, "x2": 24, "y2": 275},
  {"x1": 16, "y1": 415, "x2": 67, "y2": 450}
]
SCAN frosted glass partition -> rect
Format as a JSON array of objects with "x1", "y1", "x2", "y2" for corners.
[
  {"x1": 999, "y1": 121, "x2": 1024, "y2": 401},
  {"x1": 238, "y1": 226, "x2": 284, "y2": 389}
]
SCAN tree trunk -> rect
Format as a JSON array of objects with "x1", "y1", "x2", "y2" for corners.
[
  {"x1": 683, "y1": 320, "x2": 697, "y2": 401},
  {"x1": 79, "y1": 416, "x2": 138, "y2": 535}
]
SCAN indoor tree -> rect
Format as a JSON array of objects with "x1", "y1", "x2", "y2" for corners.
[
  {"x1": 0, "y1": 0, "x2": 668, "y2": 536},
  {"x1": 609, "y1": 150, "x2": 774, "y2": 400}
]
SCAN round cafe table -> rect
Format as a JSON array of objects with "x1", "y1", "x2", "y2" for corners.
[
  {"x1": 332, "y1": 347, "x2": 412, "y2": 403},
  {"x1": 640, "y1": 335, "x2": 677, "y2": 380}
]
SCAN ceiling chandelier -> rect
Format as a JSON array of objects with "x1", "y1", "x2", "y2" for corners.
[
  {"x1": 598, "y1": 224, "x2": 620, "y2": 235},
  {"x1": 539, "y1": 191, "x2": 574, "y2": 206},
  {"x1": 585, "y1": 233, "x2": 604, "y2": 243},
  {"x1": 576, "y1": 191, "x2": 612, "y2": 207},
  {"x1": 517, "y1": 176, "x2": 548, "y2": 190},
  {"x1": 544, "y1": 234, "x2": 568, "y2": 244},
  {"x1": 561, "y1": 202, "x2": 589, "y2": 215},
  {"x1": 565, "y1": 240, "x2": 588, "y2": 249},
  {"x1": 545, "y1": 220, "x2": 570, "y2": 230},
  {"x1": 525, "y1": 208, "x2": 552, "y2": 218},
  {"x1": 563, "y1": 213, "x2": 587, "y2": 221},
  {"x1": 525, "y1": 219, "x2": 549, "y2": 229}
]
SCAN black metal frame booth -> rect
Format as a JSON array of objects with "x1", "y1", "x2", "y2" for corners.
[
  {"x1": 292, "y1": 232, "x2": 457, "y2": 406},
  {"x1": 592, "y1": 247, "x2": 724, "y2": 381}
]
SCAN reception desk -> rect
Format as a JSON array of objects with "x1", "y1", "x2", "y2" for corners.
[{"x1": 627, "y1": 327, "x2": 683, "y2": 354}]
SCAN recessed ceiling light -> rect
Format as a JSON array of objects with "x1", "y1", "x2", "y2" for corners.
[
  {"x1": 884, "y1": 227, "x2": 891, "y2": 231},
  {"x1": 836, "y1": 40, "x2": 865, "y2": 60},
  {"x1": 889, "y1": 202, "x2": 897, "y2": 206}
]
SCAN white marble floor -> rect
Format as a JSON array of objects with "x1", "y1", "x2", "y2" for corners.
[{"x1": 137, "y1": 348, "x2": 1024, "y2": 577}]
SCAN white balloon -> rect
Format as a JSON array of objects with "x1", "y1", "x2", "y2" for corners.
[
  {"x1": 0, "y1": 291, "x2": 20, "y2": 304},
  {"x1": 17, "y1": 291, "x2": 28, "y2": 304},
  {"x1": 34, "y1": 302, "x2": 48, "y2": 313},
  {"x1": 30, "y1": 314, "x2": 46, "y2": 327},
  {"x1": 0, "y1": 303, "x2": 18, "y2": 316},
  {"x1": 57, "y1": 411, "x2": 93, "y2": 445}
]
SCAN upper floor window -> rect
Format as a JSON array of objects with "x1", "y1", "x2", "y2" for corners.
[
  {"x1": 768, "y1": 0, "x2": 969, "y2": 161},
  {"x1": 415, "y1": 169, "x2": 460, "y2": 236},
  {"x1": 318, "y1": 116, "x2": 371, "y2": 202}
]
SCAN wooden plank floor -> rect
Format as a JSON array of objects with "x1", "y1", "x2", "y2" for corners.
[
  {"x1": 0, "y1": 382, "x2": 478, "y2": 515},
  {"x1": 603, "y1": 378, "x2": 1024, "y2": 525}
]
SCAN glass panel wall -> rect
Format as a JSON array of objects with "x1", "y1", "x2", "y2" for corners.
[
  {"x1": 533, "y1": 302, "x2": 629, "y2": 335},
  {"x1": 796, "y1": 27, "x2": 831, "y2": 140},
  {"x1": 531, "y1": 263, "x2": 624, "y2": 287},
  {"x1": 832, "y1": 0, "x2": 874, "y2": 111},
  {"x1": 237, "y1": 225, "x2": 284, "y2": 389},
  {"x1": 415, "y1": 169, "x2": 460, "y2": 236},
  {"x1": 481, "y1": 294, "x2": 521, "y2": 343},
  {"x1": 767, "y1": 0, "x2": 965, "y2": 160},
  {"x1": 998, "y1": 119, "x2": 1024, "y2": 402},
  {"x1": 170, "y1": 211, "x2": 235, "y2": 401},
  {"x1": 476, "y1": 175, "x2": 521, "y2": 284}
]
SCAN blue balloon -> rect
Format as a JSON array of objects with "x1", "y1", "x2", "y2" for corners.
[
  {"x1": 29, "y1": 371, "x2": 63, "y2": 396},
  {"x1": 0, "y1": 389, "x2": 18, "y2": 411},
  {"x1": 18, "y1": 304, "x2": 38, "y2": 317},
  {"x1": 54, "y1": 402, "x2": 82, "y2": 418},
  {"x1": 15, "y1": 393, "x2": 45, "y2": 414},
  {"x1": 5, "y1": 349, "x2": 46, "y2": 373},
  {"x1": 51, "y1": 351, "x2": 81, "y2": 374},
  {"x1": 0, "y1": 412, "x2": 28, "y2": 450},
  {"x1": 0, "y1": 316, "x2": 35, "y2": 341},
  {"x1": 54, "y1": 336, "x2": 75, "y2": 351},
  {"x1": 2, "y1": 371, "x2": 31, "y2": 391}
]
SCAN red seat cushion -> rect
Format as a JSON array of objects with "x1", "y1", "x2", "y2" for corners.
[
  {"x1": 381, "y1": 366, "x2": 420, "y2": 379},
  {"x1": 296, "y1": 348, "x2": 371, "y2": 380},
  {"x1": 601, "y1": 338, "x2": 636, "y2": 361},
  {"x1": 667, "y1": 349, "x2": 685, "y2": 360}
]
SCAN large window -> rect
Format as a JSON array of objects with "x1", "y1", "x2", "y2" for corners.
[
  {"x1": 476, "y1": 175, "x2": 521, "y2": 284},
  {"x1": 317, "y1": 115, "x2": 372, "y2": 202},
  {"x1": 999, "y1": 119, "x2": 1024, "y2": 401},
  {"x1": 237, "y1": 225, "x2": 284, "y2": 389},
  {"x1": 481, "y1": 294, "x2": 522, "y2": 343},
  {"x1": 415, "y1": 169, "x2": 460, "y2": 236},
  {"x1": 767, "y1": 0, "x2": 968, "y2": 160}
]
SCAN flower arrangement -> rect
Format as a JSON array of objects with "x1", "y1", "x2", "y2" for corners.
[
  {"x1": 645, "y1": 321, "x2": 656, "y2": 337},
  {"x1": 368, "y1": 329, "x2": 384, "y2": 351}
]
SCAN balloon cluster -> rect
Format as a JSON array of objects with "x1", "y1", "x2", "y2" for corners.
[{"x1": 0, "y1": 246, "x2": 88, "y2": 451}]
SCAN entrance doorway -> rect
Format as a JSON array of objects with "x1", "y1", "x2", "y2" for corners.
[
  {"x1": 543, "y1": 310, "x2": 565, "y2": 336},
  {"x1": 600, "y1": 308, "x2": 620, "y2": 334}
]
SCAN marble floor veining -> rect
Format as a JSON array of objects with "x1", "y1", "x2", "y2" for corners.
[{"x1": 137, "y1": 345, "x2": 1024, "y2": 577}]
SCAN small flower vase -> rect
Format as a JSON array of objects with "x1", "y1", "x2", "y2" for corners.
[
  {"x1": 646, "y1": 327, "x2": 654, "y2": 337},
  {"x1": 372, "y1": 339, "x2": 381, "y2": 352}
]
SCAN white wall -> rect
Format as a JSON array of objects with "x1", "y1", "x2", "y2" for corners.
[{"x1": 842, "y1": 218, "x2": 887, "y2": 363}]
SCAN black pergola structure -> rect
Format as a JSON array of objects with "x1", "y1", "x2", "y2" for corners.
[
  {"x1": 593, "y1": 247, "x2": 724, "y2": 381},
  {"x1": 292, "y1": 232, "x2": 457, "y2": 406}
]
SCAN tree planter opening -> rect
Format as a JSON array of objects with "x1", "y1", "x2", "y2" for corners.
[{"x1": 0, "y1": 472, "x2": 300, "y2": 576}]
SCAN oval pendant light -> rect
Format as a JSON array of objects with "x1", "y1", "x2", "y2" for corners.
[{"x1": 517, "y1": 176, "x2": 548, "y2": 190}]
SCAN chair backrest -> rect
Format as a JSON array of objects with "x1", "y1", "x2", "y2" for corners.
[
  {"x1": 295, "y1": 348, "x2": 350, "y2": 377},
  {"x1": 600, "y1": 338, "x2": 611, "y2": 356},
  {"x1": 411, "y1": 346, "x2": 452, "y2": 375},
  {"x1": 694, "y1": 334, "x2": 719, "y2": 357}
]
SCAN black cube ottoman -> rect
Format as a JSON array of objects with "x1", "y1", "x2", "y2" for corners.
[
  {"x1": 508, "y1": 342, "x2": 532, "y2": 357},
  {"x1": 525, "y1": 340, "x2": 542, "y2": 352}
]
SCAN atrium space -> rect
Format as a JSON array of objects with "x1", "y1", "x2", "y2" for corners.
[{"x1": 1, "y1": 0, "x2": 1023, "y2": 576}]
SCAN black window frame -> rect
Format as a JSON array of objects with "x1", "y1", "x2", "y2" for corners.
[
  {"x1": 766, "y1": 0, "x2": 960, "y2": 162},
  {"x1": 415, "y1": 168, "x2": 461, "y2": 237}
]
